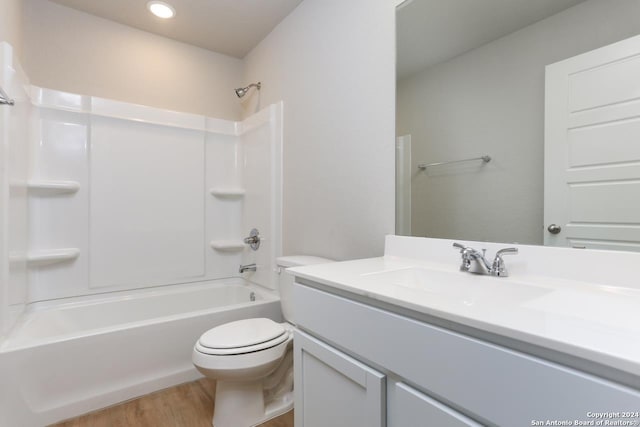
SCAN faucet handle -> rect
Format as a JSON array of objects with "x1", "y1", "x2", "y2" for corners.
[
  {"x1": 491, "y1": 247, "x2": 518, "y2": 277},
  {"x1": 453, "y1": 242, "x2": 472, "y2": 271},
  {"x1": 243, "y1": 228, "x2": 261, "y2": 251},
  {"x1": 453, "y1": 242, "x2": 467, "y2": 252}
]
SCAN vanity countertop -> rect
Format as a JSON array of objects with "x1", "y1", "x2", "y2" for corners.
[{"x1": 289, "y1": 236, "x2": 640, "y2": 381}]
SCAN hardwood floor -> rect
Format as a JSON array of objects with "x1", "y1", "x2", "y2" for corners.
[{"x1": 51, "y1": 379, "x2": 294, "y2": 427}]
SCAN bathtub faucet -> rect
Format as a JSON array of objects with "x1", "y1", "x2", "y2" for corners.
[{"x1": 239, "y1": 263, "x2": 257, "y2": 273}]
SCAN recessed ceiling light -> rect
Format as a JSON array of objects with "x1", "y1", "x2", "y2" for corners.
[{"x1": 147, "y1": 1, "x2": 176, "y2": 19}]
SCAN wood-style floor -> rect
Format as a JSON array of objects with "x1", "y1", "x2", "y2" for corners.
[{"x1": 51, "y1": 379, "x2": 293, "y2": 427}]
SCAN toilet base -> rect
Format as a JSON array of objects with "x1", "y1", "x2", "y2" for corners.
[
  {"x1": 212, "y1": 350, "x2": 294, "y2": 427},
  {"x1": 212, "y1": 381, "x2": 293, "y2": 427}
]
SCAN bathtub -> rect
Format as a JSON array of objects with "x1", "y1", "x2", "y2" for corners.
[{"x1": 0, "y1": 279, "x2": 281, "y2": 427}]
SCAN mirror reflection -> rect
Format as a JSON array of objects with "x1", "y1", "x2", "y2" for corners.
[{"x1": 396, "y1": 0, "x2": 640, "y2": 251}]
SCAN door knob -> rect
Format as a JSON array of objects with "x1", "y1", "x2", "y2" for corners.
[{"x1": 547, "y1": 224, "x2": 561, "y2": 234}]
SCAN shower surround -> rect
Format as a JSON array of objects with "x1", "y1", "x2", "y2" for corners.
[{"x1": 0, "y1": 41, "x2": 283, "y2": 425}]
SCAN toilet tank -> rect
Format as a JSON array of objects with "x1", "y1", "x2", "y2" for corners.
[{"x1": 276, "y1": 256, "x2": 333, "y2": 324}]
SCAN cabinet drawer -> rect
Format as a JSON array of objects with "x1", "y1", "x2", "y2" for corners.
[
  {"x1": 294, "y1": 282, "x2": 640, "y2": 426},
  {"x1": 390, "y1": 382, "x2": 480, "y2": 427}
]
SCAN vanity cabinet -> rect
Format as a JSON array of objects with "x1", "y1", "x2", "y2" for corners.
[
  {"x1": 389, "y1": 381, "x2": 480, "y2": 427},
  {"x1": 293, "y1": 329, "x2": 385, "y2": 427},
  {"x1": 293, "y1": 281, "x2": 640, "y2": 426}
]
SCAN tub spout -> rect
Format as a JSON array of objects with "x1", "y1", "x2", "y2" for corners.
[{"x1": 239, "y1": 263, "x2": 257, "y2": 273}]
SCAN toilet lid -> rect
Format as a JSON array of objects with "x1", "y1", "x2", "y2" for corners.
[
  {"x1": 198, "y1": 318, "x2": 286, "y2": 350},
  {"x1": 195, "y1": 330, "x2": 290, "y2": 355}
]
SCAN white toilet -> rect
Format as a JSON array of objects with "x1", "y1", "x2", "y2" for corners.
[{"x1": 192, "y1": 256, "x2": 333, "y2": 427}]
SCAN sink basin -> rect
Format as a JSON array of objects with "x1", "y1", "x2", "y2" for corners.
[{"x1": 360, "y1": 267, "x2": 551, "y2": 306}]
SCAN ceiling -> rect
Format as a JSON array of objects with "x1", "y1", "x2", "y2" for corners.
[
  {"x1": 49, "y1": 0, "x2": 303, "y2": 58},
  {"x1": 397, "y1": 0, "x2": 588, "y2": 79}
]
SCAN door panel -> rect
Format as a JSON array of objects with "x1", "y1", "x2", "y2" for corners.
[
  {"x1": 545, "y1": 34, "x2": 640, "y2": 251},
  {"x1": 294, "y1": 330, "x2": 385, "y2": 427}
]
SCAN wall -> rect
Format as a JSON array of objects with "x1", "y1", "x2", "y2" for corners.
[
  {"x1": 0, "y1": 0, "x2": 23, "y2": 61},
  {"x1": 0, "y1": 42, "x2": 30, "y2": 337},
  {"x1": 397, "y1": 0, "x2": 640, "y2": 245},
  {"x1": 23, "y1": 0, "x2": 244, "y2": 120},
  {"x1": 242, "y1": 0, "x2": 398, "y2": 260}
]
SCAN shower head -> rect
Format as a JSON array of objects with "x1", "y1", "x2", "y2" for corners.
[{"x1": 235, "y1": 82, "x2": 261, "y2": 98}]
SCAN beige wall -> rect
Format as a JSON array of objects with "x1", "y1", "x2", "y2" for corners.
[
  {"x1": 0, "y1": 0, "x2": 24, "y2": 60},
  {"x1": 23, "y1": 0, "x2": 244, "y2": 120},
  {"x1": 242, "y1": 0, "x2": 398, "y2": 260},
  {"x1": 397, "y1": 0, "x2": 640, "y2": 245}
]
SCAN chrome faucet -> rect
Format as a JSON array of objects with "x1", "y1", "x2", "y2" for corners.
[
  {"x1": 239, "y1": 263, "x2": 257, "y2": 273},
  {"x1": 453, "y1": 243, "x2": 518, "y2": 277},
  {"x1": 244, "y1": 228, "x2": 261, "y2": 251}
]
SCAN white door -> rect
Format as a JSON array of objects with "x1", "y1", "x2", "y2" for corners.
[
  {"x1": 545, "y1": 34, "x2": 640, "y2": 251},
  {"x1": 396, "y1": 135, "x2": 412, "y2": 236}
]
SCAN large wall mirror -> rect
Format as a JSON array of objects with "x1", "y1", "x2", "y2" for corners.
[{"x1": 396, "y1": 0, "x2": 640, "y2": 252}]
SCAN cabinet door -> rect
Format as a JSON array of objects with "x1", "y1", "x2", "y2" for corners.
[
  {"x1": 390, "y1": 382, "x2": 481, "y2": 427},
  {"x1": 294, "y1": 330, "x2": 385, "y2": 427}
]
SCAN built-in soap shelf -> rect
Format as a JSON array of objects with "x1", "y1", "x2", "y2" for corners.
[
  {"x1": 209, "y1": 188, "x2": 245, "y2": 198},
  {"x1": 28, "y1": 180, "x2": 80, "y2": 195},
  {"x1": 27, "y1": 248, "x2": 80, "y2": 266},
  {"x1": 210, "y1": 240, "x2": 245, "y2": 252}
]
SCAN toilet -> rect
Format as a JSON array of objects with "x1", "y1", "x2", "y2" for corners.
[{"x1": 192, "y1": 256, "x2": 333, "y2": 427}]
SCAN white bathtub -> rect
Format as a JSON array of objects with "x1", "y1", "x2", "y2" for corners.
[{"x1": 0, "y1": 279, "x2": 282, "y2": 427}]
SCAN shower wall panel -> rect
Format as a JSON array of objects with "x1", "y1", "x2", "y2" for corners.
[
  {"x1": 28, "y1": 108, "x2": 89, "y2": 301},
  {"x1": 89, "y1": 117, "x2": 205, "y2": 289},
  {"x1": 0, "y1": 42, "x2": 29, "y2": 336},
  {"x1": 25, "y1": 87, "x2": 282, "y2": 302},
  {"x1": 205, "y1": 132, "x2": 244, "y2": 280},
  {"x1": 240, "y1": 105, "x2": 282, "y2": 290}
]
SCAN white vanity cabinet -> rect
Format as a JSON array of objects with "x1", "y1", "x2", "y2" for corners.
[
  {"x1": 293, "y1": 330, "x2": 385, "y2": 427},
  {"x1": 389, "y1": 381, "x2": 480, "y2": 427},
  {"x1": 293, "y1": 280, "x2": 640, "y2": 426}
]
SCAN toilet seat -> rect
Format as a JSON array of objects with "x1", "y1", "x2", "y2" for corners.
[{"x1": 197, "y1": 318, "x2": 290, "y2": 356}]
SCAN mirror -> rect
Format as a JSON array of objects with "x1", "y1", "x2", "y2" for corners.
[{"x1": 396, "y1": 0, "x2": 640, "y2": 251}]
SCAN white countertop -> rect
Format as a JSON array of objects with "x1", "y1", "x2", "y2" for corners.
[{"x1": 289, "y1": 250, "x2": 640, "y2": 380}]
